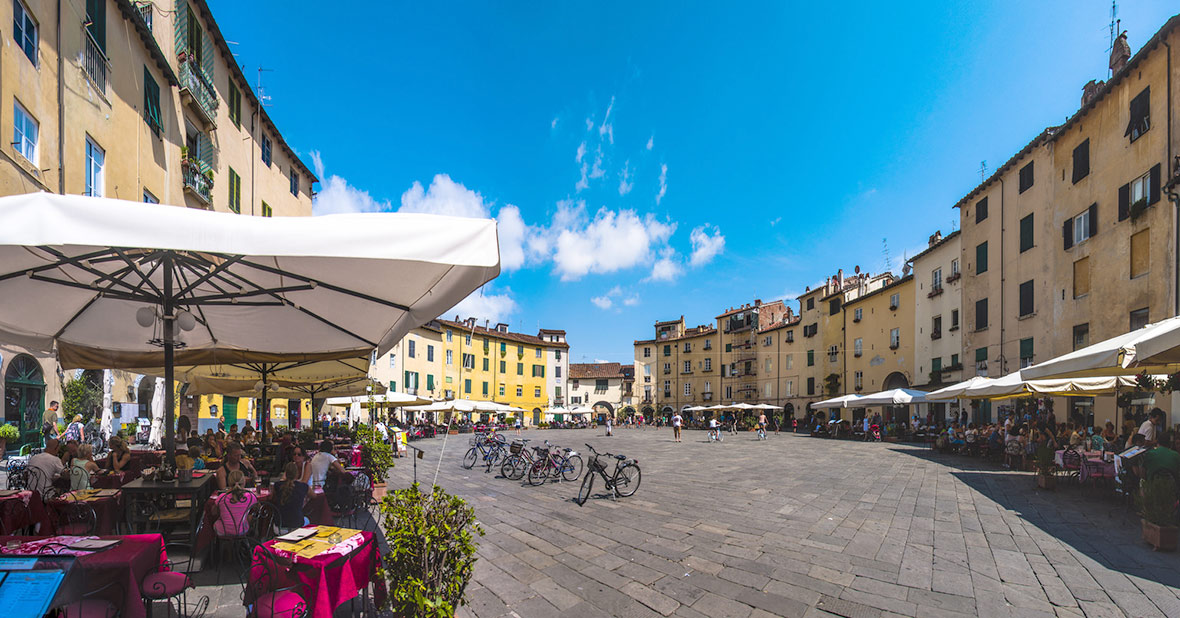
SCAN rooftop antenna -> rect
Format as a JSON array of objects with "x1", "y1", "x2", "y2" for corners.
[
  {"x1": 881, "y1": 238, "x2": 891, "y2": 273},
  {"x1": 256, "y1": 67, "x2": 274, "y2": 108},
  {"x1": 225, "y1": 40, "x2": 241, "y2": 61},
  {"x1": 979, "y1": 160, "x2": 988, "y2": 182},
  {"x1": 1108, "y1": 1, "x2": 1120, "y2": 52}
]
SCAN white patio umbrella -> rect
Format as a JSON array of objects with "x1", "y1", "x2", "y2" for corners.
[
  {"x1": 0, "y1": 193, "x2": 499, "y2": 461},
  {"x1": 750, "y1": 403, "x2": 780, "y2": 410},
  {"x1": 148, "y1": 377, "x2": 165, "y2": 448},
  {"x1": 811, "y1": 394, "x2": 863, "y2": 409},
  {"x1": 323, "y1": 392, "x2": 431, "y2": 408},
  {"x1": 959, "y1": 371, "x2": 1026, "y2": 399},
  {"x1": 925, "y1": 376, "x2": 993, "y2": 401},
  {"x1": 1022, "y1": 315, "x2": 1180, "y2": 379},
  {"x1": 100, "y1": 369, "x2": 113, "y2": 440},
  {"x1": 856, "y1": 388, "x2": 928, "y2": 406}
]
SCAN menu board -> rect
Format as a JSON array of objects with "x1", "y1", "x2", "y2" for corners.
[{"x1": 0, "y1": 570, "x2": 67, "y2": 618}]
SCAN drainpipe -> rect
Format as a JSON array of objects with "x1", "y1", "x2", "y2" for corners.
[
  {"x1": 249, "y1": 108, "x2": 258, "y2": 215},
  {"x1": 1164, "y1": 40, "x2": 1178, "y2": 316},
  {"x1": 56, "y1": 0, "x2": 65, "y2": 193},
  {"x1": 998, "y1": 176, "x2": 1006, "y2": 375}
]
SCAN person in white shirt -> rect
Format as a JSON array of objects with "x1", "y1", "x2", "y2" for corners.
[
  {"x1": 1139, "y1": 408, "x2": 1164, "y2": 447},
  {"x1": 708, "y1": 417, "x2": 720, "y2": 442},
  {"x1": 375, "y1": 419, "x2": 389, "y2": 443},
  {"x1": 28, "y1": 439, "x2": 66, "y2": 495},
  {"x1": 309, "y1": 440, "x2": 346, "y2": 488},
  {"x1": 605, "y1": 417, "x2": 612, "y2": 437},
  {"x1": 671, "y1": 413, "x2": 683, "y2": 443}
]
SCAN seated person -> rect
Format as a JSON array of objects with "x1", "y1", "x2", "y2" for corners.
[
  {"x1": 28, "y1": 439, "x2": 67, "y2": 494},
  {"x1": 213, "y1": 470, "x2": 257, "y2": 536},
  {"x1": 309, "y1": 440, "x2": 347, "y2": 489},
  {"x1": 106, "y1": 436, "x2": 132, "y2": 473},
  {"x1": 187, "y1": 445, "x2": 207, "y2": 470},
  {"x1": 273, "y1": 462, "x2": 310, "y2": 530},
  {"x1": 70, "y1": 443, "x2": 100, "y2": 491},
  {"x1": 186, "y1": 431, "x2": 203, "y2": 450},
  {"x1": 1142, "y1": 431, "x2": 1180, "y2": 481},
  {"x1": 215, "y1": 442, "x2": 257, "y2": 490}
]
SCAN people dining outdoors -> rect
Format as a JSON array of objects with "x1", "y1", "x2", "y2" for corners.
[
  {"x1": 59, "y1": 440, "x2": 79, "y2": 468},
  {"x1": 1141, "y1": 430, "x2": 1180, "y2": 481},
  {"x1": 203, "y1": 432, "x2": 223, "y2": 459},
  {"x1": 106, "y1": 436, "x2": 132, "y2": 473},
  {"x1": 188, "y1": 445, "x2": 207, "y2": 470},
  {"x1": 309, "y1": 440, "x2": 347, "y2": 489},
  {"x1": 70, "y1": 443, "x2": 100, "y2": 491},
  {"x1": 1138, "y1": 408, "x2": 1165, "y2": 447},
  {"x1": 216, "y1": 442, "x2": 257, "y2": 490},
  {"x1": 28, "y1": 438, "x2": 66, "y2": 494},
  {"x1": 213, "y1": 470, "x2": 257, "y2": 536},
  {"x1": 273, "y1": 461, "x2": 311, "y2": 530}
]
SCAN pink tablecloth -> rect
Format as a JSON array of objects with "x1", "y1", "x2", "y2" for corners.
[
  {"x1": 251, "y1": 529, "x2": 380, "y2": 618},
  {"x1": 0, "y1": 490, "x2": 52, "y2": 535}
]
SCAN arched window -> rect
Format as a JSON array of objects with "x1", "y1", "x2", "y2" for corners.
[{"x1": 4, "y1": 354, "x2": 45, "y2": 447}]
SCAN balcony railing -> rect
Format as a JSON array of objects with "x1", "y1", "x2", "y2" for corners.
[
  {"x1": 702, "y1": 392, "x2": 713, "y2": 401},
  {"x1": 179, "y1": 57, "x2": 219, "y2": 128},
  {"x1": 927, "y1": 286, "x2": 944, "y2": 298},
  {"x1": 83, "y1": 32, "x2": 109, "y2": 96},
  {"x1": 182, "y1": 159, "x2": 213, "y2": 204},
  {"x1": 931, "y1": 330, "x2": 942, "y2": 340},
  {"x1": 946, "y1": 272, "x2": 962, "y2": 283}
]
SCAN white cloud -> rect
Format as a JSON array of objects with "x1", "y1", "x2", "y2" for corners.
[
  {"x1": 497, "y1": 205, "x2": 529, "y2": 270},
  {"x1": 585, "y1": 118, "x2": 594, "y2": 131},
  {"x1": 689, "y1": 224, "x2": 725, "y2": 267},
  {"x1": 646, "y1": 136, "x2": 653, "y2": 150},
  {"x1": 446, "y1": 284, "x2": 517, "y2": 325},
  {"x1": 591, "y1": 295, "x2": 613, "y2": 310},
  {"x1": 589, "y1": 147, "x2": 605, "y2": 179},
  {"x1": 656, "y1": 163, "x2": 667, "y2": 205},
  {"x1": 623, "y1": 294, "x2": 640, "y2": 307},
  {"x1": 647, "y1": 247, "x2": 682, "y2": 282},
  {"x1": 551, "y1": 117, "x2": 558, "y2": 129},
  {"x1": 598, "y1": 96, "x2": 615, "y2": 144},
  {"x1": 618, "y1": 161, "x2": 633, "y2": 196},
  {"x1": 770, "y1": 217, "x2": 782, "y2": 226},
  {"x1": 399, "y1": 174, "x2": 488, "y2": 218},
  {"x1": 575, "y1": 142, "x2": 587, "y2": 163},
  {"x1": 310, "y1": 150, "x2": 393, "y2": 215},
  {"x1": 551, "y1": 206, "x2": 676, "y2": 281}
]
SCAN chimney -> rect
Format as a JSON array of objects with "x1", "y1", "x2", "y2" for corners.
[
  {"x1": 1110, "y1": 31, "x2": 1130, "y2": 75},
  {"x1": 1081, "y1": 79, "x2": 1105, "y2": 107},
  {"x1": 836, "y1": 269, "x2": 844, "y2": 290},
  {"x1": 928, "y1": 230, "x2": 942, "y2": 247}
]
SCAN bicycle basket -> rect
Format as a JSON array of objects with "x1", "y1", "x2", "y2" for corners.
[{"x1": 510, "y1": 441, "x2": 523, "y2": 455}]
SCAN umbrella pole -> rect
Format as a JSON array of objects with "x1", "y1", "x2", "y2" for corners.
[
  {"x1": 163, "y1": 259, "x2": 176, "y2": 466},
  {"x1": 260, "y1": 372, "x2": 269, "y2": 444}
]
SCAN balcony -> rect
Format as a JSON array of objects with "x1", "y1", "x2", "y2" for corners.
[
  {"x1": 181, "y1": 159, "x2": 213, "y2": 205},
  {"x1": 946, "y1": 272, "x2": 962, "y2": 283},
  {"x1": 733, "y1": 350, "x2": 756, "y2": 362},
  {"x1": 83, "y1": 31, "x2": 109, "y2": 97},
  {"x1": 889, "y1": 342, "x2": 900, "y2": 350},
  {"x1": 889, "y1": 303, "x2": 899, "y2": 311},
  {"x1": 931, "y1": 330, "x2": 942, "y2": 340},
  {"x1": 927, "y1": 286, "x2": 944, "y2": 298},
  {"x1": 949, "y1": 324, "x2": 960, "y2": 332},
  {"x1": 681, "y1": 369, "x2": 693, "y2": 375},
  {"x1": 730, "y1": 370, "x2": 758, "y2": 378},
  {"x1": 854, "y1": 352, "x2": 862, "y2": 358},
  {"x1": 179, "y1": 56, "x2": 219, "y2": 129},
  {"x1": 702, "y1": 392, "x2": 713, "y2": 401}
]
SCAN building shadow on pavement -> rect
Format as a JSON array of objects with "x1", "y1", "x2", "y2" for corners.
[{"x1": 888, "y1": 443, "x2": 1180, "y2": 590}]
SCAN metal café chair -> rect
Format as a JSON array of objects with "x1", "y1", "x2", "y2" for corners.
[
  {"x1": 60, "y1": 580, "x2": 125, "y2": 618},
  {"x1": 141, "y1": 538, "x2": 209, "y2": 618},
  {"x1": 243, "y1": 542, "x2": 310, "y2": 618},
  {"x1": 0, "y1": 495, "x2": 33, "y2": 535},
  {"x1": 51, "y1": 500, "x2": 98, "y2": 536}
]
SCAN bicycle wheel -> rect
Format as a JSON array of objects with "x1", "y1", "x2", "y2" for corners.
[
  {"x1": 509, "y1": 456, "x2": 530, "y2": 481},
  {"x1": 526, "y1": 460, "x2": 550, "y2": 486},
  {"x1": 562, "y1": 455, "x2": 584, "y2": 482},
  {"x1": 613, "y1": 463, "x2": 642, "y2": 497},
  {"x1": 461, "y1": 448, "x2": 479, "y2": 469},
  {"x1": 500, "y1": 454, "x2": 521, "y2": 478},
  {"x1": 576, "y1": 471, "x2": 594, "y2": 505}
]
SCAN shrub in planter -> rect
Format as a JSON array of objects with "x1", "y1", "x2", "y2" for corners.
[
  {"x1": 0, "y1": 423, "x2": 18, "y2": 455},
  {"x1": 1033, "y1": 446, "x2": 1057, "y2": 490},
  {"x1": 378, "y1": 484, "x2": 483, "y2": 617},
  {"x1": 1138, "y1": 476, "x2": 1179, "y2": 551},
  {"x1": 355, "y1": 425, "x2": 395, "y2": 482}
]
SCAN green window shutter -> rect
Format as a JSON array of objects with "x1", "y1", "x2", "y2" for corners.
[
  {"x1": 1019, "y1": 338, "x2": 1034, "y2": 359},
  {"x1": 725, "y1": 343, "x2": 732, "y2": 353},
  {"x1": 426, "y1": 375, "x2": 434, "y2": 391},
  {"x1": 389, "y1": 380, "x2": 396, "y2": 392},
  {"x1": 403, "y1": 371, "x2": 410, "y2": 390},
  {"x1": 228, "y1": 81, "x2": 241, "y2": 127},
  {"x1": 174, "y1": 0, "x2": 188, "y2": 58},
  {"x1": 975, "y1": 347, "x2": 988, "y2": 362},
  {"x1": 931, "y1": 357, "x2": 942, "y2": 372},
  {"x1": 86, "y1": 0, "x2": 106, "y2": 52},
  {"x1": 482, "y1": 382, "x2": 488, "y2": 395},
  {"x1": 976, "y1": 242, "x2": 988, "y2": 274},
  {"x1": 143, "y1": 67, "x2": 161, "y2": 133},
  {"x1": 951, "y1": 354, "x2": 959, "y2": 366},
  {"x1": 807, "y1": 350, "x2": 814, "y2": 366},
  {"x1": 228, "y1": 169, "x2": 240, "y2": 213}
]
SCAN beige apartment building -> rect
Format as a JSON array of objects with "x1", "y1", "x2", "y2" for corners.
[
  {"x1": 568, "y1": 362, "x2": 635, "y2": 418},
  {"x1": 372, "y1": 322, "x2": 445, "y2": 401},
  {"x1": 910, "y1": 230, "x2": 964, "y2": 422},
  {"x1": 754, "y1": 313, "x2": 802, "y2": 418},
  {"x1": 0, "y1": 0, "x2": 316, "y2": 449},
  {"x1": 633, "y1": 318, "x2": 718, "y2": 419},
  {"x1": 845, "y1": 275, "x2": 915, "y2": 418},
  {"x1": 716, "y1": 300, "x2": 787, "y2": 404},
  {"x1": 959, "y1": 18, "x2": 1180, "y2": 425}
]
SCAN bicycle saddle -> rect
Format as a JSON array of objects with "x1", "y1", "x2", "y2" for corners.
[{"x1": 614, "y1": 454, "x2": 626, "y2": 460}]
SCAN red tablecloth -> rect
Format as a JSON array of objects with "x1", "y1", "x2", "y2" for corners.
[
  {"x1": 92, "y1": 469, "x2": 138, "y2": 488},
  {"x1": 0, "y1": 533, "x2": 166, "y2": 618},
  {"x1": 0, "y1": 490, "x2": 52, "y2": 534},
  {"x1": 251, "y1": 529, "x2": 380, "y2": 618},
  {"x1": 195, "y1": 487, "x2": 333, "y2": 555},
  {"x1": 49, "y1": 491, "x2": 123, "y2": 535}
]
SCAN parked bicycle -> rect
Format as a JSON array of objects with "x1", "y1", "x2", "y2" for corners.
[
  {"x1": 462, "y1": 432, "x2": 508, "y2": 471},
  {"x1": 526, "y1": 441, "x2": 583, "y2": 486},
  {"x1": 576, "y1": 443, "x2": 641, "y2": 505},
  {"x1": 499, "y1": 439, "x2": 535, "y2": 480}
]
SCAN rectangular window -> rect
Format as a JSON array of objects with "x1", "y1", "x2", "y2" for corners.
[
  {"x1": 534, "y1": 386, "x2": 541, "y2": 398},
  {"x1": 1073, "y1": 323, "x2": 1089, "y2": 351},
  {"x1": 464, "y1": 334, "x2": 471, "y2": 345},
  {"x1": 1019, "y1": 161, "x2": 1034, "y2": 193},
  {"x1": 142, "y1": 67, "x2": 162, "y2": 134},
  {"x1": 555, "y1": 366, "x2": 562, "y2": 378},
  {"x1": 464, "y1": 379, "x2": 471, "y2": 394},
  {"x1": 725, "y1": 343, "x2": 732, "y2": 353},
  {"x1": 446, "y1": 349, "x2": 452, "y2": 365},
  {"x1": 1072, "y1": 139, "x2": 1089, "y2": 183},
  {"x1": 228, "y1": 80, "x2": 241, "y2": 127},
  {"x1": 975, "y1": 242, "x2": 988, "y2": 274},
  {"x1": 682, "y1": 360, "x2": 691, "y2": 373},
  {"x1": 932, "y1": 315, "x2": 942, "y2": 336},
  {"x1": 1131, "y1": 170, "x2": 1155, "y2": 210},
  {"x1": 951, "y1": 309, "x2": 959, "y2": 329},
  {"x1": 784, "y1": 380, "x2": 792, "y2": 396},
  {"x1": 829, "y1": 298, "x2": 841, "y2": 315},
  {"x1": 951, "y1": 353, "x2": 959, "y2": 367},
  {"x1": 785, "y1": 354, "x2": 792, "y2": 369},
  {"x1": 261, "y1": 202, "x2": 272, "y2": 217},
  {"x1": 407, "y1": 340, "x2": 415, "y2": 358},
  {"x1": 854, "y1": 307, "x2": 862, "y2": 322},
  {"x1": 445, "y1": 330, "x2": 452, "y2": 343},
  {"x1": 1073, "y1": 257, "x2": 1090, "y2": 298},
  {"x1": 975, "y1": 298, "x2": 988, "y2": 331},
  {"x1": 426, "y1": 345, "x2": 434, "y2": 362},
  {"x1": 388, "y1": 354, "x2": 395, "y2": 369},
  {"x1": 481, "y1": 381, "x2": 488, "y2": 396},
  {"x1": 889, "y1": 293, "x2": 899, "y2": 309},
  {"x1": 1131, "y1": 229, "x2": 1150, "y2": 278},
  {"x1": 1018, "y1": 280, "x2": 1034, "y2": 317},
  {"x1": 13, "y1": 100, "x2": 38, "y2": 164},
  {"x1": 499, "y1": 360, "x2": 505, "y2": 373},
  {"x1": 462, "y1": 354, "x2": 475, "y2": 370},
  {"x1": 500, "y1": 342, "x2": 507, "y2": 355},
  {"x1": 228, "y1": 168, "x2": 241, "y2": 213},
  {"x1": 426, "y1": 374, "x2": 434, "y2": 391},
  {"x1": 951, "y1": 259, "x2": 960, "y2": 276},
  {"x1": 931, "y1": 357, "x2": 942, "y2": 373},
  {"x1": 555, "y1": 349, "x2": 561, "y2": 360},
  {"x1": 853, "y1": 338, "x2": 862, "y2": 356},
  {"x1": 889, "y1": 328, "x2": 900, "y2": 348},
  {"x1": 806, "y1": 350, "x2": 814, "y2": 366},
  {"x1": 1130, "y1": 307, "x2": 1150, "y2": 331},
  {"x1": 931, "y1": 268, "x2": 942, "y2": 290},
  {"x1": 290, "y1": 171, "x2": 299, "y2": 197},
  {"x1": 854, "y1": 371, "x2": 863, "y2": 391},
  {"x1": 516, "y1": 363, "x2": 523, "y2": 375},
  {"x1": 84, "y1": 137, "x2": 104, "y2": 197},
  {"x1": 185, "y1": 6, "x2": 202, "y2": 64},
  {"x1": 1067, "y1": 205, "x2": 1096, "y2": 247},
  {"x1": 481, "y1": 358, "x2": 488, "y2": 371},
  {"x1": 516, "y1": 385, "x2": 522, "y2": 397},
  {"x1": 13, "y1": 0, "x2": 37, "y2": 64},
  {"x1": 828, "y1": 345, "x2": 838, "y2": 362},
  {"x1": 143, "y1": 189, "x2": 158, "y2": 204},
  {"x1": 975, "y1": 347, "x2": 988, "y2": 376},
  {"x1": 1019, "y1": 214, "x2": 1034, "y2": 252},
  {"x1": 1127, "y1": 86, "x2": 1150, "y2": 142},
  {"x1": 664, "y1": 345, "x2": 671, "y2": 356},
  {"x1": 261, "y1": 135, "x2": 272, "y2": 167},
  {"x1": 807, "y1": 377, "x2": 815, "y2": 395},
  {"x1": 85, "y1": 0, "x2": 105, "y2": 52},
  {"x1": 975, "y1": 197, "x2": 988, "y2": 223},
  {"x1": 764, "y1": 336, "x2": 772, "y2": 347},
  {"x1": 535, "y1": 348, "x2": 542, "y2": 358},
  {"x1": 683, "y1": 382, "x2": 691, "y2": 396},
  {"x1": 1019, "y1": 338, "x2": 1034, "y2": 368},
  {"x1": 532, "y1": 365, "x2": 545, "y2": 378},
  {"x1": 499, "y1": 384, "x2": 505, "y2": 396}
]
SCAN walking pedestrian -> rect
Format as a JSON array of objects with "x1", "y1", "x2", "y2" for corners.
[
  {"x1": 672, "y1": 412, "x2": 682, "y2": 442},
  {"x1": 515, "y1": 415, "x2": 523, "y2": 436},
  {"x1": 606, "y1": 417, "x2": 613, "y2": 437}
]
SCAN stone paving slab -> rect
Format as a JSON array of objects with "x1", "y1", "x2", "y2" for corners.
[{"x1": 379, "y1": 428, "x2": 1180, "y2": 618}]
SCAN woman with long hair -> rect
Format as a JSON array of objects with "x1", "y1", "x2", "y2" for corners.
[
  {"x1": 213, "y1": 469, "x2": 257, "y2": 536},
  {"x1": 273, "y1": 461, "x2": 310, "y2": 530},
  {"x1": 70, "y1": 443, "x2": 100, "y2": 491},
  {"x1": 106, "y1": 436, "x2": 131, "y2": 472}
]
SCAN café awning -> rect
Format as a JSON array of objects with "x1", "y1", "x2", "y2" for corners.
[
  {"x1": 856, "y1": 388, "x2": 928, "y2": 406},
  {"x1": 1022, "y1": 315, "x2": 1180, "y2": 379}
]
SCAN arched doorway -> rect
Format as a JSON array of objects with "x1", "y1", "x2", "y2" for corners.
[
  {"x1": 532, "y1": 407, "x2": 542, "y2": 426},
  {"x1": 640, "y1": 405, "x2": 654, "y2": 418},
  {"x1": 593, "y1": 401, "x2": 614, "y2": 424},
  {"x1": 882, "y1": 372, "x2": 910, "y2": 421},
  {"x1": 4, "y1": 354, "x2": 45, "y2": 447}
]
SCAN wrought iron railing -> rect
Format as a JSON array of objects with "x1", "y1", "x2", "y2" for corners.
[
  {"x1": 182, "y1": 159, "x2": 213, "y2": 204},
  {"x1": 83, "y1": 32, "x2": 109, "y2": 95},
  {"x1": 180, "y1": 57, "x2": 219, "y2": 122}
]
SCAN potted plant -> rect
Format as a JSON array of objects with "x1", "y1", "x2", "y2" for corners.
[
  {"x1": 1033, "y1": 446, "x2": 1057, "y2": 490},
  {"x1": 1138, "y1": 477, "x2": 1178, "y2": 551},
  {"x1": 0, "y1": 423, "x2": 18, "y2": 458}
]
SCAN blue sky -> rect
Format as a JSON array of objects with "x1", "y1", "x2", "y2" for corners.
[{"x1": 211, "y1": 0, "x2": 1176, "y2": 364}]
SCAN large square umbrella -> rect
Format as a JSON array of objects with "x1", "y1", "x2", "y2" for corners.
[
  {"x1": 1022, "y1": 316, "x2": 1180, "y2": 379},
  {"x1": 0, "y1": 193, "x2": 500, "y2": 462},
  {"x1": 811, "y1": 394, "x2": 864, "y2": 409},
  {"x1": 856, "y1": 388, "x2": 928, "y2": 406}
]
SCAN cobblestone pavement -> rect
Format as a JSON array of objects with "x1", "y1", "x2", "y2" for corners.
[{"x1": 386, "y1": 427, "x2": 1180, "y2": 618}]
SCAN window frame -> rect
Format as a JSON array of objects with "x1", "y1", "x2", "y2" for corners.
[
  {"x1": 142, "y1": 66, "x2": 162, "y2": 135},
  {"x1": 261, "y1": 134, "x2": 272, "y2": 167},
  {"x1": 12, "y1": 0, "x2": 37, "y2": 65},
  {"x1": 1072, "y1": 139, "x2": 1090, "y2": 184},
  {"x1": 1019, "y1": 213, "x2": 1034, "y2": 252},
  {"x1": 1018, "y1": 280, "x2": 1034, "y2": 317},
  {"x1": 12, "y1": 99, "x2": 38, "y2": 164},
  {"x1": 84, "y1": 136, "x2": 105, "y2": 197}
]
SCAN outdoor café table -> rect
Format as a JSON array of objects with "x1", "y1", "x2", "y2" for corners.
[
  {"x1": 92, "y1": 468, "x2": 139, "y2": 489},
  {"x1": 250, "y1": 526, "x2": 380, "y2": 618},
  {"x1": 121, "y1": 471, "x2": 215, "y2": 546},
  {"x1": 195, "y1": 485, "x2": 334, "y2": 555},
  {"x1": 0, "y1": 533, "x2": 167, "y2": 618},
  {"x1": 50, "y1": 489, "x2": 123, "y2": 535},
  {"x1": 1054, "y1": 450, "x2": 1116, "y2": 482},
  {"x1": 0, "y1": 489, "x2": 52, "y2": 534}
]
